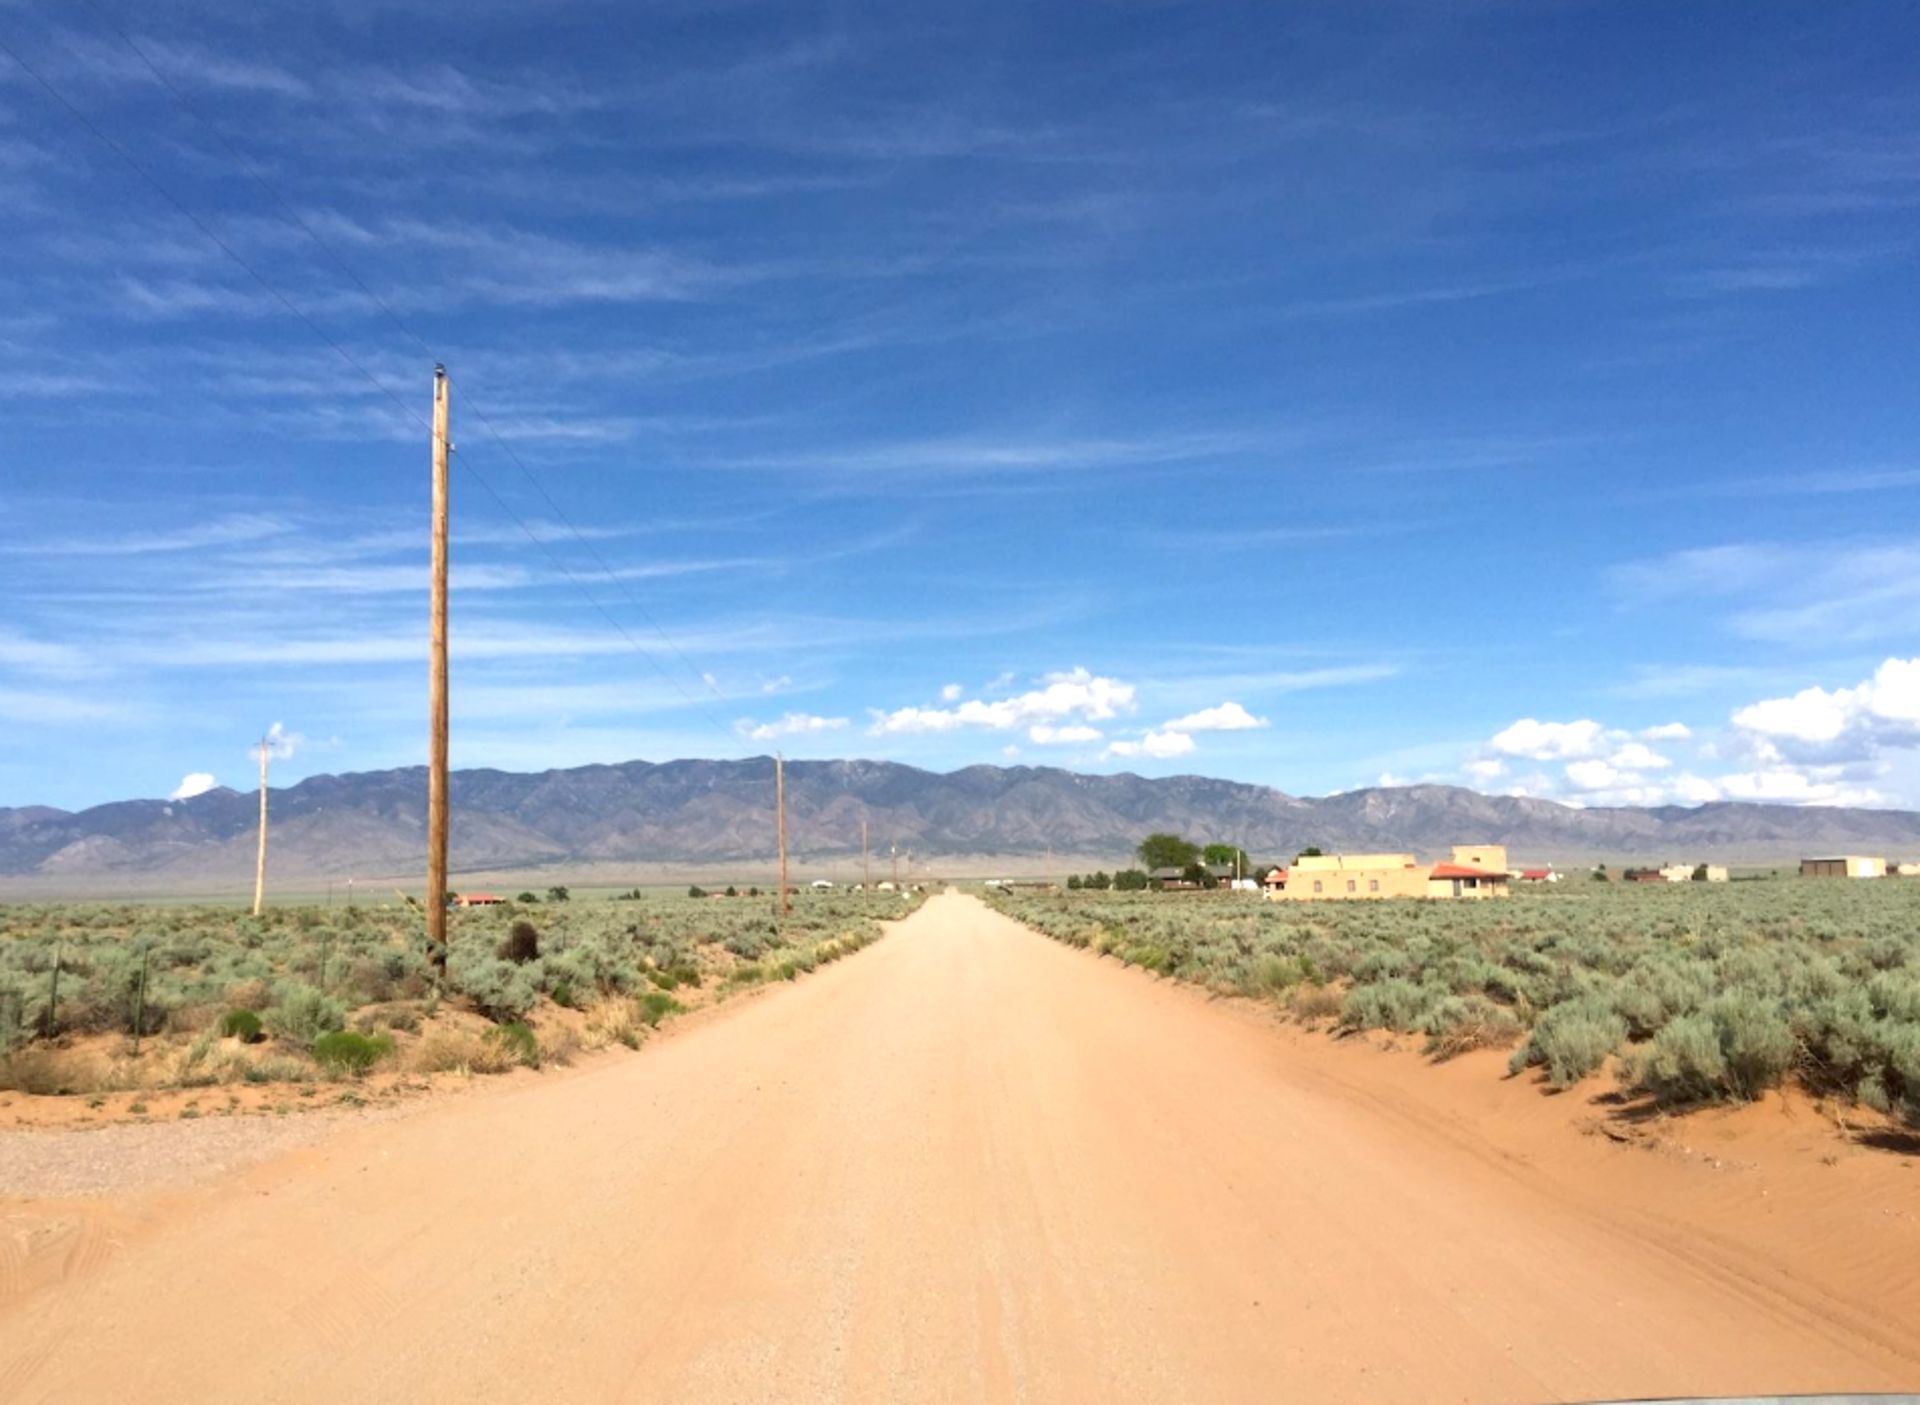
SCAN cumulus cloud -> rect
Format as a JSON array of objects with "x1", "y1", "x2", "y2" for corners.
[
  {"x1": 1730, "y1": 657, "x2": 1920, "y2": 758},
  {"x1": 1028, "y1": 723, "x2": 1102, "y2": 745},
  {"x1": 1161, "y1": 701, "x2": 1267, "y2": 733},
  {"x1": 1105, "y1": 729, "x2": 1195, "y2": 760},
  {"x1": 1458, "y1": 660, "x2": 1920, "y2": 807},
  {"x1": 1488, "y1": 718, "x2": 1608, "y2": 760},
  {"x1": 1607, "y1": 742, "x2": 1672, "y2": 771},
  {"x1": 250, "y1": 721, "x2": 303, "y2": 761},
  {"x1": 940, "y1": 683, "x2": 964, "y2": 702},
  {"x1": 738, "y1": 712, "x2": 849, "y2": 741},
  {"x1": 868, "y1": 667, "x2": 1134, "y2": 736},
  {"x1": 1715, "y1": 768, "x2": 1884, "y2": 806},
  {"x1": 169, "y1": 771, "x2": 217, "y2": 800}
]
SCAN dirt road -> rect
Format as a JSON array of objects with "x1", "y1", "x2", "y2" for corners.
[{"x1": 3, "y1": 892, "x2": 1915, "y2": 1402}]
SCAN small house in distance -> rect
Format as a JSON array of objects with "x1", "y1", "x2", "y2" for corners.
[
  {"x1": 1267, "y1": 845, "x2": 1509, "y2": 901},
  {"x1": 1801, "y1": 856, "x2": 1887, "y2": 879},
  {"x1": 1656, "y1": 864, "x2": 1730, "y2": 883}
]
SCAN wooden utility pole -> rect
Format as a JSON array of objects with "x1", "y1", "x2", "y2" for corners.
[
  {"x1": 861, "y1": 817, "x2": 871, "y2": 897},
  {"x1": 426, "y1": 365, "x2": 451, "y2": 976},
  {"x1": 251, "y1": 733, "x2": 269, "y2": 916},
  {"x1": 775, "y1": 754, "x2": 791, "y2": 917}
]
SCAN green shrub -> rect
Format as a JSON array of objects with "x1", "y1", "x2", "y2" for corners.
[
  {"x1": 1635, "y1": 994, "x2": 1796, "y2": 1104},
  {"x1": 311, "y1": 1030, "x2": 393, "y2": 1076},
  {"x1": 269, "y1": 985, "x2": 347, "y2": 1047},
  {"x1": 1340, "y1": 978, "x2": 1434, "y2": 1033},
  {"x1": 1511, "y1": 997, "x2": 1625, "y2": 1089},
  {"x1": 488, "y1": 1021, "x2": 540, "y2": 1068},
  {"x1": 219, "y1": 1009, "x2": 264, "y2": 1043},
  {"x1": 638, "y1": 992, "x2": 683, "y2": 1026}
]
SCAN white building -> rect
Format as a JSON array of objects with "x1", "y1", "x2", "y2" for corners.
[{"x1": 1800, "y1": 856, "x2": 1887, "y2": 879}]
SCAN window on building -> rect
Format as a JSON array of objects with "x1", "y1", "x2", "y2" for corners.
[
  {"x1": 1346, "y1": 879, "x2": 1356, "y2": 893},
  {"x1": 1312, "y1": 880, "x2": 1323, "y2": 893},
  {"x1": 1369, "y1": 879, "x2": 1379, "y2": 892}
]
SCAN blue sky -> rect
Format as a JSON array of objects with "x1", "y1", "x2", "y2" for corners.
[{"x1": 3, "y1": 1, "x2": 1918, "y2": 812}]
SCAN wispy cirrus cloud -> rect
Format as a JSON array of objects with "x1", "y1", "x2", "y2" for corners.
[
  {"x1": 0, "y1": 512, "x2": 290, "y2": 556},
  {"x1": 1611, "y1": 539, "x2": 1920, "y2": 646}
]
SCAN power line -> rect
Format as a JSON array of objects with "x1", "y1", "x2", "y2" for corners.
[
  {"x1": 69, "y1": 0, "x2": 748, "y2": 735},
  {"x1": 0, "y1": 22, "x2": 747, "y2": 748}
]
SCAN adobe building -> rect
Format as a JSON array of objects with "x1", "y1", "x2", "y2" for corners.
[{"x1": 1267, "y1": 845, "x2": 1509, "y2": 901}]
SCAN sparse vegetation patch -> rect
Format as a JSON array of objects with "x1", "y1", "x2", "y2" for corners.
[{"x1": 984, "y1": 881, "x2": 1920, "y2": 1123}]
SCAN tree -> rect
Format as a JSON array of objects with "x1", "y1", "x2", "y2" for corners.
[
  {"x1": 1137, "y1": 833, "x2": 1200, "y2": 871},
  {"x1": 1088, "y1": 870, "x2": 1112, "y2": 890},
  {"x1": 515, "y1": 891, "x2": 538, "y2": 904},
  {"x1": 1113, "y1": 867, "x2": 1151, "y2": 891},
  {"x1": 1202, "y1": 843, "x2": 1250, "y2": 873},
  {"x1": 1066, "y1": 874, "x2": 1082, "y2": 890},
  {"x1": 688, "y1": 885, "x2": 707, "y2": 898},
  {"x1": 1180, "y1": 861, "x2": 1213, "y2": 889},
  {"x1": 1692, "y1": 864, "x2": 1710, "y2": 882},
  {"x1": 1296, "y1": 846, "x2": 1324, "y2": 860},
  {"x1": 546, "y1": 885, "x2": 571, "y2": 903}
]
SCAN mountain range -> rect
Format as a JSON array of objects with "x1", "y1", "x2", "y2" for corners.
[{"x1": 5, "y1": 758, "x2": 1920, "y2": 891}]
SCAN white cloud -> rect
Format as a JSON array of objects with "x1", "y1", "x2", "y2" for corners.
[
  {"x1": 1564, "y1": 758, "x2": 1629, "y2": 792},
  {"x1": 1613, "y1": 542, "x2": 1920, "y2": 647},
  {"x1": 1161, "y1": 701, "x2": 1267, "y2": 733},
  {"x1": 1730, "y1": 658, "x2": 1920, "y2": 758},
  {"x1": 1028, "y1": 723, "x2": 1102, "y2": 745},
  {"x1": 738, "y1": 712, "x2": 849, "y2": 742},
  {"x1": 169, "y1": 772, "x2": 218, "y2": 800},
  {"x1": 1457, "y1": 662, "x2": 1920, "y2": 807},
  {"x1": 940, "y1": 683, "x2": 964, "y2": 702},
  {"x1": 1607, "y1": 742, "x2": 1672, "y2": 771},
  {"x1": 1488, "y1": 718, "x2": 1608, "y2": 760},
  {"x1": 1715, "y1": 768, "x2": 1884, "y2": 806},
  {"x1": 868, "y1": 667, "x2": 1134, "y2": 735},
  {"x1": 250, "y1": 721, "x2": 304, "y2": 761},
  {"x1": 1105, "y1": 729, "x2": 1195, "y2": 760}
]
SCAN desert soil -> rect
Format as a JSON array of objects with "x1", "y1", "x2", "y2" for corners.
[{"x1": 1, "y1": 890, "x2": 1915, "y2": 1403}]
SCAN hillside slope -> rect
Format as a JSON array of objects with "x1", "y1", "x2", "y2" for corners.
[{"x1": 5, "y1": 759, "x2": 1920, "y2": 881}]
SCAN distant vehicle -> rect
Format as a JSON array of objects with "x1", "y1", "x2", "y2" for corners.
[{"x1": 810, "y1": 879, "x2": 833, "y2": 890}]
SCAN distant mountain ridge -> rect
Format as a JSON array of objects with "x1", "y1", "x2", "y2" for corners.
[{"x1": 5, "y1": 758, "x2": 1920, "y2": 887}]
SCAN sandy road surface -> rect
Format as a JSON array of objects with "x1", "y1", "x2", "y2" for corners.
[{"x1": 2, "y1": 892, "x2": 1915, "y2": 1403}]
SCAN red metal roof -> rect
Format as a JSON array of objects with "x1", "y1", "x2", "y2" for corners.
[
  {"x1": 1519, "y1": 868, "x2": 1552, "y2": 880},
  {"x1": 1263, "y1": 867, "x2": 1288, "y2": 883},
  {"x1": 1429, "y1": 864, "x2": 1504, "y2": 880}
]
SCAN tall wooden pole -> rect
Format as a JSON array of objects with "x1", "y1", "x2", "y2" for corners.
[
  {"x1": 251, "y1": 735, "x2": 269, "y2": 916},
  {"x1": 426, "y1": 365, "x2": 451, "y2": 976},
  {"x1": 775, "y1": 754, "x2": 790, "y2": 917}
]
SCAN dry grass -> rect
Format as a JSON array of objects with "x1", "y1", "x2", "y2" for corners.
[{"x1": 406, "y1": 1029, "x2": 520, "y2": 1076}]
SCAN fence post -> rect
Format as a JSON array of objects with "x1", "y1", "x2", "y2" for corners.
[
  {"x1": 43, "y1": 944, "x2": 63, "y2": 1038},
  {"x1": 131, "y1": 946, "x2": 151, "y2": 1056}
]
